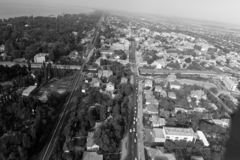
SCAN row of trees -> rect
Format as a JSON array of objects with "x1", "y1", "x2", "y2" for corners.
[
  {"x1": 0, "y1": 91, "x2": 69, "y2": 160},
  {"x1": 0, "y1": 11, "x2": 102, "y2": 62},
  {"x1": 218, "y1": 94, "x2": 237, "y2": 111}
]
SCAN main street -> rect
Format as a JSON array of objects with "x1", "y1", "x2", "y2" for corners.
[{"x1": 126, "y1": 41, "x2": 139, "y2": 160}]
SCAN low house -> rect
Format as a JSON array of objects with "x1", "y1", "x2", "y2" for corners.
[
  {"x1": 22, "y1": 86, "x2": 37, "y2": 96},
  {"x1": 194, "y1": 107, "x2": 207, "y2": 113},
  {"x1": 163, "y1": 126, "x2": 196, "y2": 142},
  {"x1": 155, "y1": 85, "x2": 163, "y2": 92},
  {"x1": 120, "y1": 77, "x2": 128, "y2": 84},
  {"x1": 152, "y1": 128, "x2": 166, "y2": 142},
  {"x1": 190, "y1": 90, "x2": 207, "y2": 101},
  {"x1": 98, "y1": 70, "x2": 113, "y2": 78},
  {"x1": 191, "y1": 156, "x2": 204, "y2": 160},
  {"x1": 34, "y1": 53, "x2": 48, "y2": 63},
  {"x1": 91, "y1": 78, "x2": 101, "y2": 87},
  {"x1": 211, "y1": 119, "x2": 230, "y2": 128},
  {"x1": 222, "y1": 77, "x2": 238, "y2": 91},
  {"x1": 147, "y1": 147, "x2": 176, "y2": 160},
  {"x1": 169, "y1": 81, "x2": 181, "y2": 90},
  {"x1": 151, "y1": 115, "x2": 166, "y2": 127},
  {"x1": 102, "y1": 70, "x2": 113, "y2": 78},
  {"x1": 82, "y1": 152, "x2": 103, "y2": 160},
  {"x1": 196, "y1": 131, "x2": 209, "y2": 147},
  {"x1": 146, "y1": 98, "x2": 159, "y2": 105},
  {"x1": 106, "y1": 82, "x2": 115, "y2": 92},
  {"x1": 146, "y1": 104, "x2": 159, "y2": 115},
  {"x1": 160, "y1": 90, "x2": 167, "y2": 98},
  {"x1": 168, "y1": 92, "x2": 176, "y2": 99},
  {"x1": 154, "y1": 78, "x2": 163, "y2": 84},
  {"x1": 145, "y1": 79, "x2": 153, "y2": 88},
  {"x1": 0, "y1": 44, "x2": 5, "y2": 52},
  {"x1": 86, "y1": 132, "x2": 100, "y2": 151},
  {"x1": 69, "y1": 50, "x2": 80, "y2": 60},
  {"x1": 175, "y1": 107, "x2": 188, "y2": 114},
  {"x1": 167, "y1": 74, "x2": 177, "y2": 82}
]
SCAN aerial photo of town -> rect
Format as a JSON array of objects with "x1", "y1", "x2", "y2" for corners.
[{"x1": 1, "y1": 1, "x2": 240, "y2": 160}]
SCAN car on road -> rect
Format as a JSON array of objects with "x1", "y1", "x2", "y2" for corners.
[
  {"x1": 133, "y1": 121, "x2": 135, "y2": 124},
  {"x1": 136, "y1": 118, "x2": 138, "y2": 122},
  {"x1": 134, "y1": 138, "x2": 136, "y2": 143},
  {"x1": 133, "y1": 128, "x2": 135, "y2": 132},
  {"x1": 135, "y1": 158, "x2": 138, "y2": 160},
  {"x1": 130, "y1": 129, "x2": 132, "y2": 133}
]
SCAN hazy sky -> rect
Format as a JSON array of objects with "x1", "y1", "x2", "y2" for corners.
[{"x1": 1, "y1": 0, "x2": 240, "y2": 25}]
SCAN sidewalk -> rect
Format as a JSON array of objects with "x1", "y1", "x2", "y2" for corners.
[{"x1": 138, "y1": 80, "x2": 145, "y2": 160}]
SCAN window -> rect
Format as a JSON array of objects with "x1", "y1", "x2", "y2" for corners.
[{"x1": 166, "y1": 136, "x2": 170, "y2": 139}]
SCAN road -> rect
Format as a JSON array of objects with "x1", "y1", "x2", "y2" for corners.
[
  {"x1": 39, "y1": 14, "x2": 103, "y2": 160},
  {"x1": 125, "y1": 41, "x2": 142, "y2": 160}
]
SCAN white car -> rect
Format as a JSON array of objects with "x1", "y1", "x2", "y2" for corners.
[
  {"x1": 134, "y1": 138, "x2": 136, "y2": 143},
  {"x1": 130, "y1": 129, "x2": 132, "y2": 133},
  {"x1": 135, "y1": 158, "x2": 138, "y2": 160},
  {"x1": 133, "y1": 121, "x2": 135, "y2": 125},
  {"x1": 136, "y1": 118, "x2": 138, "y2": 122},
  {"x1": 133, "y1": 128, "x2": 135, "y2": 132}
]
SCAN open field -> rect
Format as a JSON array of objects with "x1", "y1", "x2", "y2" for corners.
[{"x1": 178, "y1": 79, "x2": 217, "y2": 89}]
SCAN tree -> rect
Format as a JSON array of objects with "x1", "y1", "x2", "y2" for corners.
[
  {"x1": 164, "y1": 140, "x2": 175, "y2": 153},
  {"x1": 209, "y1": 87, "x2": 218, "y2": 94},
  {"x1": 185, "y1": 57, "x2": 192, "y2": 63}
]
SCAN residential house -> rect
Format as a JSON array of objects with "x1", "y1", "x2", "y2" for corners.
[
  {"x1": 151, "y1": 115, "x2": 166, "y2": 127},
  {"x1": 91, "y1": 78, "x2": 101, "y2": 87},
  {"x1": 0, "y1": 44, "x2": 5, "y2": 52},
  {"x1": 211, "y1": 119, "x2": 230, "y2": 128},
  {"x1": 120, "y1": 77, "x2": 128, "y2": 84},
  {"x1": 106, "y1": 82, "x2": 115, "y2": 93},
  {"x1": 168, "y1": 92, "x2": 176, "y2": 99},
  {"x1": 190, "y1": 90, "x2": 207, "y2": 103},
  {"x1": 22, "y1": 86, "x2": 37, "y2": 96},
  {"x1": 175, "y1": 107, "x2": 188, "y2": 114},
  {"x1": 68, "y1": 50, "x2": 80, "y2": 60},
  {"x1": 146, "y1": 98, "x2": 159, "y2": 105},
  {"x1": 167, "y1": 74, "x2": 177, "y2": 82},
  {"x1": 160, "y1": 90, "x2": 167, "y2": 97},
  {"x1": 86, "y1": 132, "x2": 100, "y2": 151},
  {"x1": 196, "y1": 131, "x2": 209, "y2": 147},
  {"x1": 145, "y1": 79, "x2": 153, "y2": 88},
  {"x1": 154, "y1": 78, "x2": 163, "y2": 84},
  {"x1": 82, "y1": 152, "x2": 103, "y2": 160},
  {"x1": 98, "y1": 70, "x2": 113, "y2": 78},
  {"x1": 100, "y1": 50, "x2": 114, "y2": 58},
  {"x1": 146, "y1": 104, "x2": 159, "y2": 115},
  {"x1": 191, "y1": 156, "x2": 204, "y2": 160},
  {"x1": 151, "y1": 59, "x2": 167, "y2": 69},
  {"x1": 34, "y1": 53, "x2": 48, "y2": 63},
  {"x1": 163, "y1": 126, "x2": 196, "y2": 142},
  {"x1": 169, "y1": 81, "x2": 181, "y2": 90},
  {"x1": 155, "y1": 85, "x2": 163, "y2": 92},
  {"x1": 194, "y1": 107, "x2": 207, "y2": 113},
  {"x1": 152, "y1": 128, "x2": 166, "y2": 142},
  {"x1": 146, "y1": 147, "x2": 176, "y2": 160},
  {"x1": 222, "y1": 77, "x2": 238, "y2": 91}
]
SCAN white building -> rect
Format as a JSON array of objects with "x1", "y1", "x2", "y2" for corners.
[
  {"x1": 196, "y1": 131, "x2": 209, "y2": 147},
  {"x1": 222, "y1": 77, "x2": 238, "y2": 91},
  {"x1": 0, "y1": 44, "x2": 5, "y2": 52},
  {"x1": 163, "y1": 127, "x2": 196, "y2": 142},
  {"x1": 34, "y1": 53, "x2": 48, "y2": 63},
  {"x1": 22, "y1": 86, "x2": 37, "y2": 96}
]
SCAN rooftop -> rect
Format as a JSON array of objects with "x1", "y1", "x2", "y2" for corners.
[
  {"x1": 34, "y1": 53, "x2": 48, "y2": 57},
  {"x1": 153, "y1": 128, "x2": 165, "y2": 138},
  {"x1": 82, "y1": 152, "x2": 103, "y2": 160},
  {"x1": 163, "y1": 127, "x2": 195, "y2": 137}
]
